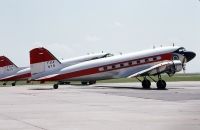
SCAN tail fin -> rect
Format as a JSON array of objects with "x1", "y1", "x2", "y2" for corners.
[
  {"x1": 30, "y1": 47, "x2": 61, "y2": 76},
  {"x1": 0, "y1": 56, "x2": 18, "y2": 75}
]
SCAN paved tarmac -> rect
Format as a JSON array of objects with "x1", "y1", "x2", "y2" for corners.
[{"x1": 0, "y1": 81, "x2": 200, "y2": 130}]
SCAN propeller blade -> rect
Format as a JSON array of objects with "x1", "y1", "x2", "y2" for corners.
[{"x1": 182, "y1": 57, "x2": 187, "y2": 73}]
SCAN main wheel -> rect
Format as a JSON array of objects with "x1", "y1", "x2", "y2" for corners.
[
  {"x1": 142, "y1": 79, "x2": 151, "y2": 89},
  {"x1": 81, "y1": 81, "x2": 88, "y2": 85},
  {"x1": 53, "y1": 84, "x2": 59, "y2": 89},
  {"x1": 3, "y1": 83, "x2": 6, "y2": 86},
  {"x1": 64, "y1": 82, "x2": 70, "y2": 85},
  {"x1": 12, "y1": 83, "x2": 16, "y2": 86},
  {"x1": 157, "y1": 80, "x2": 166, "y2": 90},
  {"x1": 89, "y1": 81, "x2": 96, "y2": 85},
  {"x1": 27, "y1": 80, "x2": 31, "y2": 84}
]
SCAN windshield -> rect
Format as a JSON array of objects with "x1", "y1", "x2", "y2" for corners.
[{"x1": 175, "y1": 47, "x2": 186, "y2": 53}]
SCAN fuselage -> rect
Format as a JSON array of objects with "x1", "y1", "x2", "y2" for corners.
[
  {"x1": 40, "y1": 46, "x2": 181, "y2": 81},
  {"x1": 0, "y1": 67, "x2": 31, "y2": 81}
]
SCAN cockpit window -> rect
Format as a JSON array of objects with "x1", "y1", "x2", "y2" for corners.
[
  {"x1": 178, "y1": 47, "x2": 185, "y2": 52},
  {"x1": 175, "y1": 47, "x2": 186, "y2": 54},
  {"x1": 104, "y1": 53, "x2": 114, "y2": 58}
]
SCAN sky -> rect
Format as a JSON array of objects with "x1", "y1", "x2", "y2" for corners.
[{"x1": 0, "y1": 0, "x2": 199, "y2": 72}]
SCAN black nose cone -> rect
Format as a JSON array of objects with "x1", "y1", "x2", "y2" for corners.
[{"x1": 183, "y1": 51, "x2": 196, "y2": 62}]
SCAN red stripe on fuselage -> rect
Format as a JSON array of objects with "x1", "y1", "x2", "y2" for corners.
[
  {"x1": 41, "y1": 53, "x2": 172, "y2": 81},
  {"x1": 0, "y1": 73, "x2": 31, "y2": 81}
]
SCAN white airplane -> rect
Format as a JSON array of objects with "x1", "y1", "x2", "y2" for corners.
[
  {"x1": 0, "y1": 52, "x2": 112, "y2": 86},
  {"x1": 0, "y1": 56, "x2": 31, "y2": 86},
  {"x1": 29, "y1": 46, "x2": 196, "y2": 89}
]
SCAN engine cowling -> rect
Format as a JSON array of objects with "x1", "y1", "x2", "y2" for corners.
[{"x1": 167, "y1": 60, "x2": 183, "y2": 76}]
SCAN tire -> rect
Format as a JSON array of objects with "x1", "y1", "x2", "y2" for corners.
[
  {"x1": 53, "y1": 84, "x2": 59, "y2": 89},
  {"x1": 27, "y1": 80, "x2": 31, "y2": 84},
  {"x1": 157, "y1": 80, "x2": 166, "y2": 90},
  {"x1": 65, "y1": 82, "x2": 70, "y2": 85},
  {"x1": 81, "y1": 81, "x2": 88, "y2": 85},
  {"x1": 142, "y1": 79, "x2": 151, "y2": 89},
  {"x1": 12, "y1": 83, "x2": 16, "y2": 86},
  {"x1": 89, "y1": 81, "x2": 96, "y2": 85}
]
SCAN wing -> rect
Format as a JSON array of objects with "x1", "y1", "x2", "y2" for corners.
[{"x1": 128, "y1": 60, "x2": 183, "y2": 78}]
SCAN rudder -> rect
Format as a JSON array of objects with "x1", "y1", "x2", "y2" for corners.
[
  {"x1": 30, "y1": 47, "x2": 61, "y2": 77},
  {"x1": 0, "y1": 56, "x2": 18, "y2": 75}
]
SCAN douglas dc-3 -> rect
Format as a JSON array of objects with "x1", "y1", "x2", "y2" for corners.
[
  {"x1": 0, "y1": 52, "x2": 112, "y2": 86},
  {"x1": 29, "y1": 46, "x2": 196, "y2": 89},
  {"x1": 0, "y1": 56, "x2": 31, "y2": 86}
]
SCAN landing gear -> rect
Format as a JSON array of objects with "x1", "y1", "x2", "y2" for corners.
[
  {"x1": 142, "y1": 79, "x2": 151, "y2": 89},
  {"x1": 59, "y1": 81, "x2": 70, "y2": 85},
  {"x1": 26, "y1": 80, "x2": 31, "y2": 84},
  {"x1": 155, "y1": 75, "x2": 166, "y2": 90},
  {"x1": 81, "y1": 81, "x2": 88, "y2": 85},
  {"x1": 65, "y1": 82, "x2": 70, "y2": 85},
  {"x1": 88, "y1": 80, "x2": 96, "y2": 85},
  {"x1": 137, "y1": 75, "x2": 167, "y2": 90},
  {"x1": 11, "y1": 82, "x2": 16, "y2": 86},
  {"x1": 156, "y1": 80, "x2": 166, "y2": 90},
  {"x1": 53, "y1": 84, "x2": 59, "y2": 89},
  {"x1": 3, "y1": 83, "x2": 6, "y2": 86}
]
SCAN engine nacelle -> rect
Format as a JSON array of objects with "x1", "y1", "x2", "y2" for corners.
[
  {"x1": 167, "y1": 60, "x2": 183, "y2": 76},
  {"x1": 174, "y1": 64, "x2": 183, "y2": 72}
]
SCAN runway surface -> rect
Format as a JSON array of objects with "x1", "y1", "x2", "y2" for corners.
[{"x1": 0, "y1": 81, "x2": 200, "y2": 130}]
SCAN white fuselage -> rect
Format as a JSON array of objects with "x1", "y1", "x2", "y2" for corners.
[
  {"x1": 31, "y1": 53, "x2": 112, "y2": 79},
  {"x1": 40, "y1": 46, "x2": 179, "y2": 81}
]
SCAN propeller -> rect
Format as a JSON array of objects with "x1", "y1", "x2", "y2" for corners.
[{"x1": 182, "y1": 57, "x2": 187, "y2": 73}]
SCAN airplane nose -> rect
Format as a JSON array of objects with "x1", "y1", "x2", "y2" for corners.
[{"x1": 183, "y1": 51, "x2": 196, "y2": 62}]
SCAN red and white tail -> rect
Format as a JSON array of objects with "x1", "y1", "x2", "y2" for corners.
[
  {"x1": 30, "y1": 47, "x2": 62, "y2": 77},
  {"x1": 0, "y1": 56, "x2": 18, "y2": 75}
]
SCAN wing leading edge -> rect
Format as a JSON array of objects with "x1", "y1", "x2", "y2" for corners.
[{"x1": 128, "y1": 60, "x2": 183, "y2": 78}]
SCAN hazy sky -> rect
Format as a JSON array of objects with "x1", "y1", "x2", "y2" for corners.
[{"x1": 0, "y1": 0, "x2": 199, "y2": 72}]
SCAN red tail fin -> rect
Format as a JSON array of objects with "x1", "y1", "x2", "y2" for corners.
[
  {"x1": 29, "y1": 47, "x2": 61, "y2": 76},
  {"x1": 30, "y1": 47, "x2": 61, "y2": 64},
  {"x1": 0, "y1": 56, "x2": 17, "y2": 67}
]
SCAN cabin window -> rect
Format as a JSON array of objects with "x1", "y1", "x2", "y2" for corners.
[
  {"x1": 123, "y1": 62, "x2": 129, "y2": 67},
  {"x1": 157, "y1": 56, "x2": 161, "y2": 60},
  {"x1": 107, "y1": 66, "x2": 112, "y2": 70},
  {"x1": 140, "y1": 59, "x2": 145, "y2": 63},
  {"x1": 115, "y1": 64, "x2": 120, "y2": 68},
  {"x1": 99, "y1": 67, "x2": 104, "y2": 71},
  {"x1": 149, "y1": 58, "x2": 153, "y2": 62},
  {"x1": 132, "y1": 61, "x2": 137, "y2": 65}
]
